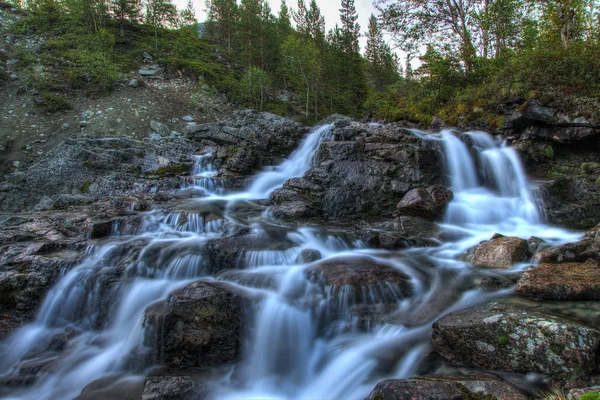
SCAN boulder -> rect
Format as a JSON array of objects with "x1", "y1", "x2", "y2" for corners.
[
  {"x1": 206, "y1": 234, "x2": 296, "y2": 270},
  {"x1": 143, "y1": 281, "x2": 247, "y2": 370},
  {"x1": 142, "y1": 376, "x2": 204, "y2": 400},
  {"x1": 295, "y1": 249, "x2": 322, "y2": 263},
  {"x1": 305, "y1": 256, "x2": 412, "y2": 304},
  {"x1": 396, "y1": 185, "x2": 453, "y2": 220},
  {"x1": 184, "y1": 110, "x2": 308, "y2": 176},
  {"x1": 516, "y1": 261, "x2": 600, "y2": 300},
  {"x1": 471, "y1": 236, "x2": 528, "y2": 269},
  {"x1": 150, "y1": 120, "x2": 170, "y2": 137},
  {"x1": 271, "y1": 121, "x2": 444, "y2": 220},
  {"x1": 366, "y1": 374, "x2": 527, "y2": 400},
  {"x1": 139, "y1": 65, "x2": 163, "y2": 77},
  {"x1": 432, "y1": 302, "x2": 600, "y2": 380},
  {"x1": 536, "y1": 177, "x2": 600, "y2": 229},
  {"x1": 534, "y1": 238, "x2": 600, "y2": 264}
]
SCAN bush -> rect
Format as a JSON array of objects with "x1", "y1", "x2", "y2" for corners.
[
  {"x1": 40, "y1": 91, "x2": 72, "y2": 111},
  {"x1": 65, "y1": 50, "x2": 119, "y2": 90}
]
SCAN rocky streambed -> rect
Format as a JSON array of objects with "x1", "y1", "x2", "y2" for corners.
[{"x1": 1, "y1": 110, "x2": 600, "y2": 399}]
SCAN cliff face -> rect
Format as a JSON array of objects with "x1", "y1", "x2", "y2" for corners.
[{"x1": 497, "y1": 98, "x2": 600, "y2": 229}]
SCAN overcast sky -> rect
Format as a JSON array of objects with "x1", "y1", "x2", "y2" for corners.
[{"x1": 175, "y1": 0, "x2": 380, "y2": 49}]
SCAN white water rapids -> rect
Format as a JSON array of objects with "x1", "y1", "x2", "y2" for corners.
[{"x1": 0, "y1": 126, "x2": 581, "y2": 399}]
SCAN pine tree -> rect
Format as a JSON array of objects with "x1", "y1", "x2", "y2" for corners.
[
  {"x1": 179, "y1": 0, "x2": 197, "y2": 26},
  {"x1": 293, "y1": 0, "x2": 309, "y2": 35},
  {"x1": 111, "y1": 0, "x2": 141, "y2": 36},
  {"x1": 306, "y1": 0, "x2": 325, "y2": 41},
  {"x1": 365, "y1": 14, "x2": 399, "y2": 90},
  {"x1": 339, "y1": 0, "x2": 360, "y2": 54},
  {"x1": 205, "y1": 0, "x2": 238, "y2": 51},
  {"x1": 277, "y1": 0, "x2": 292, "y2": 37},
  {"x1": 239, "y1": 0, "x2": 262, "y2": 68}
]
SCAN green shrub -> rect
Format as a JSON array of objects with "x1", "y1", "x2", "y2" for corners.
[
  {"x1": 40, "y1": 92, "x2": 72, "y2": 111},
  {"x1": 580, "y1": 393, "x2": 600, "y2": 400}
]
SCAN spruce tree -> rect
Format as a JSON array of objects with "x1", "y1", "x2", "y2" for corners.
[
  {"x1": 205, "y1": 0, "x2": 238, "y2": 51},
  {"x1": 339, "y1": 0, "x2": 360, "y2": 54},
  {"x1": 111, "y1": 0, "x2": 141, "y2": 36},
  {"x1": 179, "y1": 0, "x2": 197, "y2": 26}
]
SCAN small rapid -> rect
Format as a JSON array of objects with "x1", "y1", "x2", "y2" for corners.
[{"x1": 0, "y1": 126, "x2": 581, "y2": 400}]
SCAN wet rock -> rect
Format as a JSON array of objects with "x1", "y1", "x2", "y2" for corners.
[
  {"x1": 431, "y1": 302, "x2": 600, "y2": 380},
  {"x1": 143, "y1": 281, "x2": 247, "y2": 370},
  {"x1": 516, "y1": 261, "x2": 600, "y2": 300},
  {"x1": 366, "y1": 374, "x2": 527, "y2": 400},
  {"x1": 270, "y1": 201, "x2": 315, "y2": 220},
  {"x1": 536, "y1": 177, "x2": 600, "y2": 229},
  {"x1": 184, "y1": 110, "x2": 308, "y2": 176},
  {"x1": 471, "y1": 236, "x2": 528, "y2": 269},
  {"x1": 225, "y1": 146, "x2": 259, "y2": 173},
  {"x1": 533, "y1": 237, "x2": 600, "y2": 264},
  {"x1": 503, "y1": 99, "x2": 600, "y2": 146},
  {"x1": 295, "y1": 249, "x2": 321, "y2": 263},
  {"x1": 75, "y1": 376, "x2": 144, "y2": 400},
  {"x1": 142, "y1": 376, "x2": 204, "y2": 400},
  {"x1": 305, "y1": 256, "x2": 412, "y2": 304},
  {"x1": 182, "y1": 115, "x2": 195, "y2": 122},
  {"x1": 276, "y1": 121, "x2": 444, "y2": 220},
  {"x1": 527, "y1": 236, "x2": 546, "y2": 255},
  {"x1": 206, "y1": 234, "x2": 296, "y2": 271},
  {"x1": 396, "y1": 185, "x2": 453, "y2": 220}
]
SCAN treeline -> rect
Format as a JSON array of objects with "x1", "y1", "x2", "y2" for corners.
[
  {"x1": 373, "y1": 0, "x2": 600, "y2": 126},
  {"x1": 7, "y1": 0, "x2": 600, "y2": 126},
  {"x1": 203, "y1": 0, "x2": 399, "y2": 121}
]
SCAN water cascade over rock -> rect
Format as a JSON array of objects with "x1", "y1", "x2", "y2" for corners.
[{"x1": 0, "y1": 121, "x2": 588, "y2": 399}]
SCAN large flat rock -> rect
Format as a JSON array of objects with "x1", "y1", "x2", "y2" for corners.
[{"x1": 432, "y1": 302, "x2": 600, "y2": 380}]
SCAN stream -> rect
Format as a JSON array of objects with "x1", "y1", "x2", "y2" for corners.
[{"x1": 0, "y1": 126, "x2": 582, "y2": 399}]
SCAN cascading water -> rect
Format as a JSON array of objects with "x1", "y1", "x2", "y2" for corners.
[{"x1": 0, "y1": 127, "x2": 581, "y2": 400}]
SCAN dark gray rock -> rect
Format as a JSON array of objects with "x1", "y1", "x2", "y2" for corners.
[
  {"x1": 142, "y1": 376, "x2": 204, "y2": 400},
  {"x1": 273, "y1": 121, "x2": 444, "y2": 220},
  {"x1": 143, "y1": 281, "x2": 247, "y2": 370},
  {"x1": 150, "y1": 120, "x2": 170, "y2": 137},
  {"x1": 396, "y1": 185, "x2": 453, "y2": 220},
  {"x1": 366, "y1": 374, "x2": 527, "y2": 400},
  {"x1": 139, "y1": 65, "x2": 163, "y2": 77},
  {"x1": 184, "y1": 110, "x2": 308, "y2": 176},
  {"x1": 536, "y1": 176, "x2": 600, "y2": 229},
  {"x1": 0, "y1": 137, "x2": 200, "y2": 212},
  {"x1": 432, "y1": 302, "x2": 600, "y2": 381},
  {"x1": 295, "y1": 249, "x2": 322, "y2": 263}
]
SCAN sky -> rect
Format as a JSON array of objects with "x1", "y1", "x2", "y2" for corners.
[{"x1": 174, "y1": 0, "x2": 380, "y2": 50}]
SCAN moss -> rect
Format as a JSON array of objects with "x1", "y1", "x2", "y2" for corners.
[
  {"x1": 128, "y1": 166, "x2": 142, "y2": 174},
  {"x1": 83, "y1": 161, "x2": 95, "y2": 168},
  {"x1": 498, "y1": 336, "x2": 509, "y2": 346},
  {"x1": 79, "y1": 180, "x2": 92, "y2": 194},
  {"x1": 16, "y1": 261, "x2": 30, "y2": 274},
  {"x1": 544, "y1": 145, "x2": 555, "y2": 160},
  {"x1": 581, "y1": 162, "x2": 600, "y2": 175},
  {"x1": 549, "y1": 342, "x2": 565, "y2": 355},
  {"x1": 595, "y1": 177, "x2": 600, "y2": 187},
  {"x1": 580, "y1": 393, "x2": 600, "y2": 400},
  {"x1": 145, "y1": 163, "x2": 189, "y2": 176}
]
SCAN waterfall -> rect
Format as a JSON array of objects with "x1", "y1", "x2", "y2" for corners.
[{"x1": 0, "y1": 126, "x2": 581, "y2": 400}]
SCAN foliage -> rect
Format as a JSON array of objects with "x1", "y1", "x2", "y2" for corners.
[{"x1": 41, "y1": 92, "x2": 73, "y2": 111}]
